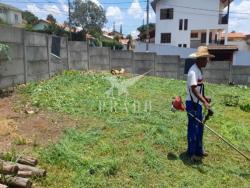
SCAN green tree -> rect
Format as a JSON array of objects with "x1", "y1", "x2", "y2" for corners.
[
  {"x1": 22, "y1": 11, "x2": 38, "y2": 25},
  {"x1": 137, "y1": 23, "x2": 155, "y2": 41},
  {"x1": 71, "y1": 0, "x2": 107, "y2": 37},
  {"x1": 46, "y1": 14, "x2": 57, "y2": 24}
]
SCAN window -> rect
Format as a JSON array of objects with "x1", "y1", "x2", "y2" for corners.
[
  {"x1": 191, "y1": 33, "x2": 198, "y2": 38},
  {"x1": 209, "y1": 32, "x2": 212, "y2": 43},
  {"x1": 14, "y1": 14, "x2": 18, "y2": 23},
  {"x1": 179, "y1": 19, "x2": 183, "y2": 30},
  {"x1": 178, "y1": 44, "x2": 182, "y2": 47},
  {"x1": 51, "y1": 36, "x2": 61, "y2": 57},
  {"x1": 0, "y1": 8, "x2": 6, "y2": 14},
  {"x1": 161, "y1": 33, "x2": 171, "y2": 43},
  {"x1": 184, "y1": 19, "x2": 188, "y2": 30},
  {"x1": 201, "y1": 33, "x2": 206, "y2": 43},
  {"x1": 160, "y1": 8, "x2": 173, "y2": 19},
  {"x1": 183, "y1": 44, "x2": 187, "y2": 48}
]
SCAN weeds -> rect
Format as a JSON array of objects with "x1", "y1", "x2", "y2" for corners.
[{"x1": 19, "y1": 71, "x2": 250, "y2": 188}]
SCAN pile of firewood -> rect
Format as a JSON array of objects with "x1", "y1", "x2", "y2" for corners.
[{"x1": 0, "y1": 156, "x2": 46, "y2": 188}]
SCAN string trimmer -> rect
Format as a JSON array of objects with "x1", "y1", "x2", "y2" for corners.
[{"x1": 171, "y1": 96, "x2": 249, "y2": 161}]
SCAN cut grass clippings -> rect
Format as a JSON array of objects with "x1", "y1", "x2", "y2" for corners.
[{"x1": 19, "y1": 71, "x2": 250, "y2": 188}]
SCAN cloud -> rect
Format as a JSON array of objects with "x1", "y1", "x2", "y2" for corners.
[
  {"x1": 58, "y1": 0, "x2": 69, "y2": 12},
  {"x1": 106, "y1": 6, "x2": 124, "y2": 27},
  {"x1": 44, "y1": 4, "x2": 61, "y2": 15},
  {"x1": 27, "y1": 4, "x2": 41, "y2": 15},
  {"x1": 26, "y1": 3, "x2": 66, "y2": 23},
  {"x1": 128, "y1": 0, "x2": 143, "y2": 19},
  {"x1": 229, "y1": 0, "x2": 250, "y2": 33},
  {"x1": 106, "y1": 6, "x2": 123, "y2": 19},
  {"x1": 143, "y1": 12, "x2": 156, "y2": 22}
]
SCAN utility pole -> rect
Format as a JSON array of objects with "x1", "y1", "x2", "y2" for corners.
[
  {"x1": 146, "y1": 0, "x2": 149, "y2": 51},
  {"x1": 68, "y1": 0, "x2": 72, "y2": 40}
]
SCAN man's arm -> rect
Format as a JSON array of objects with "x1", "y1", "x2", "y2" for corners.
[{"x1": 191, "y1": 85, "x2": 210, "y2": 109}]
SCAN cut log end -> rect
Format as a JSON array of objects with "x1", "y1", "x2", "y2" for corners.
[
  {"x1": 6, "y1": 176, "x2": 32, "y2": 188},
  {"x1": 17, "y1": 157, "x2": 38, "y2": 167},
  {"x1": 1, "y1": 164, "x2": 19, "y2": 175},
  {"x1": 0, "y1": 184, "x2": 8, "y2": 188},
  {"x1": 17, "y1": 171, "x2": 33, "y2": 178}
]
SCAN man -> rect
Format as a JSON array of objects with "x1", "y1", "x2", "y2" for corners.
[{"x1": 186, "y1": 46, "x2": 214, "y2": 161}]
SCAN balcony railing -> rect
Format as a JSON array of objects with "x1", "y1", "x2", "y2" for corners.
[{"x1": 219, "y1": 13, "x2": 228, "y2": 24}]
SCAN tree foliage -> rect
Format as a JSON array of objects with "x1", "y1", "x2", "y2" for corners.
[
  {"x1": 71, "y1": 0, "x2": 107, "y2": 34},
  {"x1": 137, "y1": 23, "x2": 155, "y2": 33},
  {"x1": 137, "y1": 23, "x2": 155, "y2": 41},
  {"x1": 47, "y1": 14, "x2": 57, "y2": 24},
  {"x1": 22, "y1": 11, "x2": 38, "y2": 25},
  {"x1": 0, "y1": 43, "x2": 11, "y2": 61}
]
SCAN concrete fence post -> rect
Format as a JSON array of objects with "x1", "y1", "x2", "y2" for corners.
[
  {"x1": 154, "y1": 54, "x2": 157, "y2": 76},
  {"x1": 229, "y1": 62, "x2": 232, "y2": 83},
  {"x1": 66, "y1": 37, "x2": 70, "y2": 70},
  {"x1": 176, "y1": 56, "x2": 181, "y2": 80},
  {"x1": 132, "y1": 51, "x2": 135, "y2": 74},
  {"x1": 22, "y1": 30, "x2": 27, "y2": 83},
  {"x1": 87, "y1": 40, "x2": 90, "y2": 70},
  {"x1": 47, "y1": 35, "x2": 51, "y2": 77},
  {"x1": 109, "y1": 48, "x2": 111, "y2": 71}
]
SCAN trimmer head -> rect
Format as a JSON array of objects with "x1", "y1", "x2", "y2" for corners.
[{"x1": 171, "y1": 96, "x2": 186, "y2": 111}]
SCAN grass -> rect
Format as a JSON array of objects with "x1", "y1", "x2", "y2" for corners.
[{"x1": 19, "y1": 71, "x2": 250, "y2": 188}]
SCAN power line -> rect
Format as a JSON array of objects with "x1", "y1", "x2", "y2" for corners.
[
  {"x1": 3, "y1": 0, "x2": 147, "y2": 5},
  {"x1": 3, "y1": 0, "x2": 250, "y2": 16}
]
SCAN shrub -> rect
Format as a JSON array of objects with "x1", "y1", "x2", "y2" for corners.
[
  {"x1": 240, "y1": 104, "x2": 250, "y2": 112},
  {"x1": 222, "y1": 94, "x2": 239, "y2": 107}
]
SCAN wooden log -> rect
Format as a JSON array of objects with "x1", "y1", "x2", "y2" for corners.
[
  {"x1": 5, "y1": 176, "x2": 32, "y2": 188},
  {"x1": 17, "y1": 156, "x2": 38, "y2": 167},
  {"x1": 2, "y1": 164, "x2": 19, "y2": 175},
  {"x1": 17, "y1": 163, "x2": 46, "y2": 177},
  {"x1": 0, "y1": 184, "x2": 8, "y2": 188},
  {"x1": 0, "y1": 160, "x2": 46, "y2": 177},
  {"x1": 17, "y1": 171, "x2": 33, "y2": 178}
]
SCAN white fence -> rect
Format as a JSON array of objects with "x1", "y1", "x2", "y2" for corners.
[
  {"x1": 134, "y1": 42, "x2": 196, "y2": 59},
  {"x1": 233, "y1": 51, "x2": 250, "y2": 66}
]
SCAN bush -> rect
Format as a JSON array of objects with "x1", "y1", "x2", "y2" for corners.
[
  {"x1": 222, "y1": 94, "x2": 239, "y2": 107},
  {"x1": 101, "y1": 39, "x2": 123, "y2": 50},
  {"x1": 240, "y1": 104, "x2": 250, "y2": 112}
]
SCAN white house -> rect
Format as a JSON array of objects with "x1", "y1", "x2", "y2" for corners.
[
  {"x1": 222, "y1": 32, "x2": 250, "y2": 51},
  {"x1": 151, "y1": 0, "x2": 233, "y2": 48},
  {"x1": 0, "y1": 3, "x2": 23, "y2": 27}
]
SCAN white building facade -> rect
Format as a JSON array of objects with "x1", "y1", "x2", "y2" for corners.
[
  {"x1": 0, "y1": 3, "x2": 23, "y2": 27},
  {"x1": 151, "y1": 0, "x2": 233, "y2": 48}
]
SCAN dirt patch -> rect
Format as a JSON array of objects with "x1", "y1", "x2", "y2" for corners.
[{"x1": 0, "y1": 92, "x2": 78, "y2": 153}]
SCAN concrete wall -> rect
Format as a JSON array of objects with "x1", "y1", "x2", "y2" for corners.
[
  {"x1": 110, "y1": 50, "x2": 133, "y2": 73},
  {"x1": 155, "y1": 55, "x2": 180, "y2": 78},
  {"x1": 203, "y1": 61, "x2": 230, "y2": 84},
  {"x1": 232, "y1": 66, "x2": 250, "y2": 85},
  {"x1": 0, "y1": 26, "x2": 24, "y2": 88},
  {"x1": 1, "y1": 26, "x2": 250, "y2": 90},
  {"x1": 68, "y1": 41, "x2": 88, "y2": 70},
  {"x1": 89, "y1": 47, "x2": 110, "y2": 71},
  {"x1": 134, "y1": 52, "x2": 155, "y2": 76}
]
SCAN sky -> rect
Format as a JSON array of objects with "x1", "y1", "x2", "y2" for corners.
[{"x1": 1, "y1": 0, "x2": 250, "y2": 38}]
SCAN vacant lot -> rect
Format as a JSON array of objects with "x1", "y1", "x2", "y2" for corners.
[{"x1": 2, "y1": 71, "x2": 250, "y2": 188}]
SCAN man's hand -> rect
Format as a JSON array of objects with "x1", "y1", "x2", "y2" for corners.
[
  {"x1": 203, "y1": 101, "x2": 211, "y2": 110},
  {"x1": 191, "y1": 85, "x2": 211, "y2": 109}
]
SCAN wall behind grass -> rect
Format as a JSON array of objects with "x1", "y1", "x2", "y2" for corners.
[{"x1": 0, "y1": 26, "x2": 249, "y2": 89}]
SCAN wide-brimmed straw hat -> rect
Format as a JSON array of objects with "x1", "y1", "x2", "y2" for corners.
[{"x1": 189, "y1": 46, "x2": 215, "y2": 58}]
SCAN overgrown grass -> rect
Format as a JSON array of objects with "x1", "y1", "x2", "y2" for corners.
[{"x1": 20, "y1": 71, "x2": 250, "y2": 188}]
